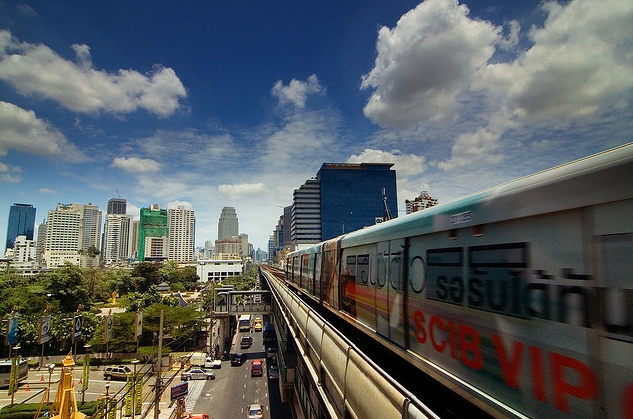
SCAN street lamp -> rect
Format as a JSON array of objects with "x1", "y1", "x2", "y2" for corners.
[
  {"x1": 47, "y1": 363, "x2": 55, "y2": 404},
  {"x1": 131, "y1": 359, "x2": 140, "y2": 419},
  {"x1": 10, "y1": 345, "x2": 21, "y2": 406},
  {"x1": 81, "y1": 344, "x2": 91, "y2": 403},
  {"x1": 104, "y1": 382, "x2": 110, "y2": 419}
]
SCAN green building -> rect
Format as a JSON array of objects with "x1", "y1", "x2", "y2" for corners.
[{"x1": 138, "y1": 205, "x2": 168, "y2": 262}]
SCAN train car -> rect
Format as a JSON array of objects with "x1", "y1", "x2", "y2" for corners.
[{"x1": 286, "y1": 143, "x2": 633, "y2": 419}]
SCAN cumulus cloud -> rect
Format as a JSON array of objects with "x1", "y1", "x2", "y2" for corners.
[
  {"x1": 111, "y1": 156, "x2": 161, "y2": 173},
  {"x1": 361, "y1": 0, "x2": 499, "y2": 128},
  {"x1": 476, "y1": 0, "x2": 633, "y2": 121},
  {"x1": 347, "y1": 148, "x2": 426, "y2": 178},
  {"x1": 437, "y1": 128, "x2": 503, "y2": 170},
  {"x1": 272, "y1": 74, "x2": 324, "y2": 108},
  {"x1": 0, "y1": 101, "x2": 86, "y2": 161},
  {"x1": 0, "y1": 30, "x2": 187, "y2": 116},
  {"x1": 361, "y1": 0, "x2": 633, "y2": 170},
  {"x1": 218, "y1": 183, "x2": 267, "y2": 197}
]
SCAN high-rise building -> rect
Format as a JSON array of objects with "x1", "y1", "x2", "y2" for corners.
[
  {"x1": 405, "y1": 191, "x2": 439, "y2": 214},
  {"x1": 107, "y1": 198, "x2": 127, "y2": 215},
  {"x1": 168, "y1": 205, "x2": 195, "y2": 262},
  {"x1": 36, "y1": 221, "x2": 47, "y2": 263},
  {"x1": 318, "y1": 163, "x2": 397, "y2": 240},
  {"x1": 103, "y1": 214, "x2": 133, "y2": 263},
  {"x1": 217, "y1": 207, "x2": 239, "y2": 240},
  {"x1": 285, "y1": 163, "x2": 398, "y2": 250},
  {"x1": 5, "y1": 203, "x2": 36, "y2": 252},
  {"x1": 290, "y1": 178, "x2": 321, "y2": 245},
  {"x1": 42, "y1": 203, "x2": 102, "y2": 268},
  {"x1": 138, "y1": 204, "x2": 168, "y2": 262}
]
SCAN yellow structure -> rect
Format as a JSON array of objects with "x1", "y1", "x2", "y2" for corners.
[{"x1": 49, "y1": 354, "x2": 86, "y2": 419}]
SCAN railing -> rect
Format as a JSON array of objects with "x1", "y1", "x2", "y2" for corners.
[{"x1": 262, "y1": 269, "x2": 440, "y2": 419}]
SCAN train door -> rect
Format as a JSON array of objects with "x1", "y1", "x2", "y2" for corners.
[
  {"x1": 376, "y1": 239, "x2": 406, "y2": 346},
  {"x1": 322, "y1": 239, "x2": 341, "y2": 309},
  {"x1": 314, "y1": 249, "x2": 322, "y2": 300}
]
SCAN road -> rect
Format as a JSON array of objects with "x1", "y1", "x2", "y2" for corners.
[
  {"x1": 188, "y1": 330, "x2": 273, "y2": 419},
  {"x1": 1, "y1": 330, "x2": 291, "y2": 419}
]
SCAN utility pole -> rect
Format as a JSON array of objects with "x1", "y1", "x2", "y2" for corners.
[{"x1": 154, "y1": 310, "x2": 164, "y2": 419}]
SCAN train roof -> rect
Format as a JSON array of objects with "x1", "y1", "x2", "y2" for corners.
[{"x1": 340, "y1": 142, "x2": 633, "y2": 247}]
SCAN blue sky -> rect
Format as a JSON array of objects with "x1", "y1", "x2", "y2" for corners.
[{"x1": 1, "y1": 0, "x2": 632, "y2": 252}]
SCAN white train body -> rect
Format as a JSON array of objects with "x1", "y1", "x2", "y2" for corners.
[{"x1": 286, "y1": 144, "x2": 633, "y2": 418}]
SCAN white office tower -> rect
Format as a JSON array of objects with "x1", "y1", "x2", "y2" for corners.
[
  {"x1": 168, "y1": 205, "x2": 196, "y2": 262},
  {"x1": 42, "y1": 203, "x2": 102, "y2": 268},
  {"x1": 103, "y1": 214, "x2": 133, "y2": 264},
  {"x1": 217, "y1": 207, "x2": 239, "y2": 240}
]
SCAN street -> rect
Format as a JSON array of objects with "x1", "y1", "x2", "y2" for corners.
[{"x1": 0, "y1": 330, "x2": 291, "y2": 419}]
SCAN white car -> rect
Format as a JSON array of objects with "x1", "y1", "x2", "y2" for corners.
[
  {"x1": 247, "y1": 403, "x2": 263, "y2": 419},
  {"x1": 204, "y1": 358, "x2": 222, "y2": 369},
  {"x1": 181, "y1": 368, "x2": 215, "y2": 381}
]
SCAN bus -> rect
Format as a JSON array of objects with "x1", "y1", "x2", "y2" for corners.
[
  {"x1": 238, "y1": 314, "x2": 251, "y2": 332},
  {"x1": 0, "y1": 358, "x2": 29, "y2": 388}
]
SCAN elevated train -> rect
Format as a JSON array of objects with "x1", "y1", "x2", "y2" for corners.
[{"x1": 285, "y1": 143, "x2": 633, "y2": 419}]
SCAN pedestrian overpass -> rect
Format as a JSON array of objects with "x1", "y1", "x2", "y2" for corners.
[{"x1": 211, "y1": 289, "x2": 273, "y2": 317}]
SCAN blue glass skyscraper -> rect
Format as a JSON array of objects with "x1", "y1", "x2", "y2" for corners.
[
  {"x1": 5, "y1": 203, "x2": 36, "y2": 250},
  {"x1": 318, "y1": 163, "x2": 397, "y2": 241}
]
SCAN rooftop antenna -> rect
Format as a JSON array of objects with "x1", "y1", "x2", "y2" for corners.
[
  {"x1": 116, "y1": 189, "x2": 121, "y2": 198},
  {"x1": 382, "y1": 187, "x2": 392, "y2": 221}
]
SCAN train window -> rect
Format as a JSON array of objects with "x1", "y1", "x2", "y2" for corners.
[
  {"x1": 595, "y1": 233, "x2": 633, "y2": 337},
  {"x1": 358, "y1": 254, "x2": 369, "y2": 284},
  {"x1": 345, "y1": 255, "x2": 357, "y2": 284},
  {"x1": 426, "y1": 247, "x2": 463, "y2": 304},
  {"x1": 468, "y1": 243, "x2": 528, "y2": 317},
  {"x1": 409, "y1": 255, "x2": 426, "y2": 293}
]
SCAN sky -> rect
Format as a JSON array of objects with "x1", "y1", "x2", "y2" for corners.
[{"x1": 0, "y1": 0, "x2": 632, "y2": 253}]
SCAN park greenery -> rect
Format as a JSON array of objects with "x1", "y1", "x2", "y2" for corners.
[{"x1": 0, "y1": 261, "x2": 260, "y2": 360}]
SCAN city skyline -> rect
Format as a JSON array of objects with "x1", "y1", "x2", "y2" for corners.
[{"x1": 1, "y1": 0, "x2": 631, "y2": 251}]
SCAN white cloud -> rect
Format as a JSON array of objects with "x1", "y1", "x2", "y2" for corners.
[
  {"x1": 218, "y1": 183, "x2": 267, "y2": 198},
  {"x1": 476, "y1": 0, "x2": 633, "y2": 122},
  {"x1": 361, "y1": 0, "x2": 499, "y2": 128},
  {"x1": 0, "y1": 30, "x2": 187, "y2": 116},
  {"x1": 347, "y1": 148, "x2": 426, "y2": 178},
  {"x1": 272, "y1": 74, "x2": 323, "y2": 108},
  {"x1": 361, "y1": 0, "x2": 633, "y2": 173},
  {"x1": 111, "y1": 157, "x2": 161, "y2": 173},
  {"x1": 257, "y1": 111, "x2": 341, "y2": 171},
  {"x1": 0, "y1": 101, "x2": 86, "y2": 160},
  {"x1": 437, "y1": 128, "x2": 503, "y2": 170}
]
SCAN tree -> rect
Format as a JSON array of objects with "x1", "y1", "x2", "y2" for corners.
[
  {"x1": 43, "y1": 262, "x2": 91, "y2": 312},
  {"x1": 130, "y1": 262, "x2": 164, "y2": 291}
]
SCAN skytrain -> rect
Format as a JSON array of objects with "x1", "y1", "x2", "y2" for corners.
[{"x1": 285, "y1": 143, "x2": 633, "y2": 419}]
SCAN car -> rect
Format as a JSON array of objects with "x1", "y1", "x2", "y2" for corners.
[
  {"x1": 181, "y1": 368, "x2": 216, "y2": 381},
  {"x1": 247, "y1": 403, "x2": 264, "y2": 419},
  {"x1": 231, "y1": 353, "x2": 247, "y2": 366},
  {"x1": 254, "y1": 321, "x2": 262, "y2": 332},
  {"x1": 204, "y1": 358, "x2": 222, "y2": 369},
  {"x1": 251, "y1": 360, "x2": 263, "y2": 377},
  {"x1": 266, "y1": 347, "x2": 276, "y2": 358},
  {"x1": 268, "y1": 365, "x2": 279, "y2": 380},
  {"x1": 240, "y1": 336, "x2": 253, "y2": 348},
  {"x1": 103, "y1": 365, "x2": 131, "y2": 381}
]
